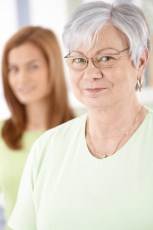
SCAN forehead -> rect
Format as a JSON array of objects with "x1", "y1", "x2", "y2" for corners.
[
  {"x1": 8, "y1": 42, "x2": 44, "y2": 64},
  {"x1": 75, "y1": 24, "x2": 129, "y2": 56}
]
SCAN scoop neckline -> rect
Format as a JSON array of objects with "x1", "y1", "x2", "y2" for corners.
[{"x1": 82, "y1": 106, "x2": 152, "y2": 161}]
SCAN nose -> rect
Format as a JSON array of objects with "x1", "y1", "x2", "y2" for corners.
[
  {"x1": 16, "y1": 70, "x2": 28, "y2": 83},
  {"x1": 83, "y1": 59, "x2": 103, "y2": 80}
]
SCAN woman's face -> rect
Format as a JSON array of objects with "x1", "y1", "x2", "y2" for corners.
[
  {"x1": 8, "y1": 42, "x2": 51, "y2": 105},
  {"x1": 67, "y1": 24, "x2": 146, "y2": 110}
]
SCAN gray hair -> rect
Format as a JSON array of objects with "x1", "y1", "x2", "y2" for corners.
[{"x1": 62, "y1": 1, "x2": 150, "y2": 66}]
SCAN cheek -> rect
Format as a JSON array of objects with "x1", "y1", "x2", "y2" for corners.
[
  {"x1": 125, "y1": 68, "x2": 138, "y2": 87},
  {"x1": 8, "y1": 76, "x2": 16, "y2": 90},
  {"x1": 70, "y1": 78, "x2": 78, "y2": 95},
  {"x1": 69, "y1": 76, "x2": 83, "y2": 101},
  {"x1": 69, "y1": 70, "x2": 80, "y2": 88},
  {"x1": 113, "y1": 66, "x2": 137, "y2": 86},
  {"x1": 36, "y1": 70, "x2": 49, "y2": 85}
]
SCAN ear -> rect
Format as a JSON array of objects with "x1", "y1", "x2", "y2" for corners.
[{"x1": 137, "y1": 48, "x2": 149, "y2": 79}]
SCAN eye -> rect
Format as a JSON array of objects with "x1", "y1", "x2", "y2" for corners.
[
  {"x1": 97, "y1": 55, "x2": 116, "y2": 63},
  {"x1": 8, "y1": 66, "x2": 18, "y2": 74},
  {"x1": 72, "y1": 57, "x2": 87, "y2": 65},
  {"x1": 28, "y1": 63, "x2": 40, "y2": 71}
]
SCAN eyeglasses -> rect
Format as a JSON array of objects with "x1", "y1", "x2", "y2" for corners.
[{"x1": 64, "y1": 47, "x2": 129, "y2": 71}]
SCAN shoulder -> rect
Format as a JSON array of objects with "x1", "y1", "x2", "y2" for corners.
[
  {"x1": 27, "y1": 114, "x2": 87, "y2": 171},
  {"x1": 35, "y1": 114, "x2": 86, "y2": 146}
]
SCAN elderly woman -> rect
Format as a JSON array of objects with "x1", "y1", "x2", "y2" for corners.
[{"x1": 9, "y1": 1, "x2": 153, "y2": 230}]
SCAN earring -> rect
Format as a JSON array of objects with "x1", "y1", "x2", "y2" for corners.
[{"x1": 136, "y1": 79, "x2": 142, "y2": 92}]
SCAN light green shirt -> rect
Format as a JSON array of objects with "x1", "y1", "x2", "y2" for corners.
[
  {"x1": 9, "y1": 108, "x2": 153, "y2": 230},
  {"x1": 0, "y1": 121, "x2": 42, "y2": 229}
]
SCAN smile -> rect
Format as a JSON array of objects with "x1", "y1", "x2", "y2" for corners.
[
  {"x1": 16, "y1": 86, "x2": 36, "y2": 94},
  {"x1": 84, "y1": 87, "x2": 107, "y2": 93}
]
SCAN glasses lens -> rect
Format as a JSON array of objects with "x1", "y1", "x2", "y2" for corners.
[
  {"x1": 66, "y1": 56, "x2": 87, "y2": 70},
  {"x1": 95, "y1": 51, "x2": 120, "y2": 68},
  {"x1": 65, "y1": 48, "x2": 128, "y2": 70}
]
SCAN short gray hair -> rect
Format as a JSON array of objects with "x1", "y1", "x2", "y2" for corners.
[{"x1": 62, "y1": 1, "x2": 150, "y2": 66}]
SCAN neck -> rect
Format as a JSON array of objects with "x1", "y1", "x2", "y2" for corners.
[
  {"x1": 87, "y1": 98, "x2": 143, "y2": 138},
  {"x1": 25, "y1": 98, "x2": 51, "y2": 131},
  {"x1": 86, "y1": 98, "x2": 147, "y2": 159}
]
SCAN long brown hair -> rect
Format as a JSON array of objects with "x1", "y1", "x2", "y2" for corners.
[{"x1": 2, "y1": 26, "x2": 74, "y2": 150}]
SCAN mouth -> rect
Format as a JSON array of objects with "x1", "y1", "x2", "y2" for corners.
[
  {"x1": 16, "y1": 86, "x2": 36, "y2": 94},
  {"x1": 82, "y1": 87, "x2": 108, "y2": 98},
  {"x1": 83, "y1": 87, "x2": 107, "y2": 93}
]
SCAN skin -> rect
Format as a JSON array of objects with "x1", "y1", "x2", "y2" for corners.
[
  {"x1": 67, "y1": 24, "x2": 148, "y2": 155},
  {"x1": 8, "y1": 42, "x2": 51, "y2": 105},
  {"x1": 68, "y1": 24, "x2": 146, "y2": 110},
  {"x1": 8, "y1": 42, "x2": 52, "y2": 130}
]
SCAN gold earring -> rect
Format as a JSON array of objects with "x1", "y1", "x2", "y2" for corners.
[{"x1": 136, "y1": 79, "x2": 142, "y2": 92}]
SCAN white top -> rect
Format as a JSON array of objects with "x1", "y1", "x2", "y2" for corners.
[{"x1": 9, "y1": 108, "x2": 153, "y2": 230}]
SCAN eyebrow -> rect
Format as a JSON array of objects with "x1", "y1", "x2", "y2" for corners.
[
  {"x1": 8, "y1": 59, "x2": 42, "y2": 66},
  {"x1": 69, "y1": 47, "x2": 125, "y2": 57}
]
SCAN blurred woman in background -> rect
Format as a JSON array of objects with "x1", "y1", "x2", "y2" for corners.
[{"x1": 0, "y1": 25, "x2": 74, "y2": 229}]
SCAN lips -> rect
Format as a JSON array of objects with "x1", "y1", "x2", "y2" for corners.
[
  {"x1": 83, "y1": 87, "x2": 107, "y2": 96},
  {"x1": 16, "y1": 85, "x2": 36, "y2": 94},
  {"x1": 84, "y1": 87, "x2": 107, "y2": 92}
]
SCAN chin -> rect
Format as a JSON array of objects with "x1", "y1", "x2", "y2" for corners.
[
  {"x1": 82, "y1": 98, "x2": 109, "y2": 109},
  {"x1": 75, "y1": 93, "x2": 111, "y2": 109},
  {"x1": 15, "y1": 92, "x2": 48, "y2": 105},
  {"x1": 15, "y1": 96, "x2": 37, "y2": 105}
]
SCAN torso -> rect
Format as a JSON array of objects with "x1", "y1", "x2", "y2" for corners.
[{"x1": 26, "y1": 109, "x2": 153, "y2": 230}]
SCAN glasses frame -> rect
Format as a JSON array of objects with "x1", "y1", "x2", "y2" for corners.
[{"x1": 64, "y1": 47, "x2": 129, "y2": 71}]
